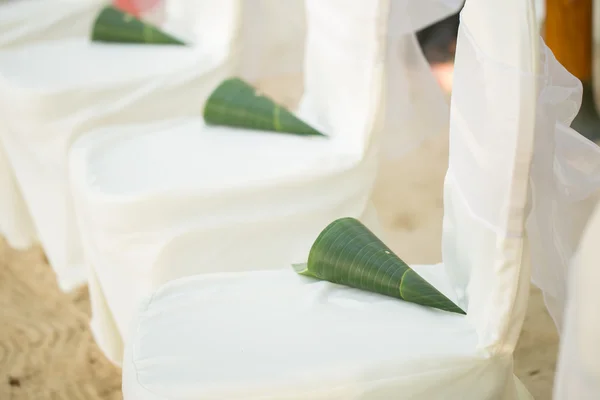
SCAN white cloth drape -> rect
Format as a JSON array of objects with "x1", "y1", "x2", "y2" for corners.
[{"x1": 554, "y1": 203, "x2": 600, "y2": 399}]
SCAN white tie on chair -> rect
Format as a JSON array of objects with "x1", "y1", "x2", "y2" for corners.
[
  {"x1": 0, "y1": 2, "x2": 240, "y2": 291},
  {"x1": 67, "y1": 0, "x2": 459, "y2": 366},
  {"x1": 0, "y1": 0, "x2": 104, "y2": 249},
  {"x1": 526, "y1": 66, "x2": 600, "y2": 331},
  {"x1": 118, "y1": 0, "x2": 597, "y2": 397}
]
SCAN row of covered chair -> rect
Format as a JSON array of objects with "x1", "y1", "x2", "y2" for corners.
[
  {"x1": 0, "y1": 0, "x2": 455, "y2": 362},
  {"x1": 2, "y1": 0, "x2": 600, "y2": 398},
  {"x1": 0, "y1": 0, "x2": 306, "y2": 288},
  {"x1": 119, "y1": 0, "x2": 595, "y2": 397}
]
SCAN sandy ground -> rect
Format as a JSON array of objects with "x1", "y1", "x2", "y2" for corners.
[{"x1": 0, "y1": 78, "x2": 559, "y2": 399}]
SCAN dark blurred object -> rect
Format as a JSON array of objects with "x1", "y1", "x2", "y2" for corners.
[
  {"x1": 571, "y1": 83, "x2": 600, "y2": 141},
  {"x1": 545, "y1": 0, "x2": 599, "y2": 140},
  {"x1": 416, "y1": 11, "x2": 461, "y2": 64}
]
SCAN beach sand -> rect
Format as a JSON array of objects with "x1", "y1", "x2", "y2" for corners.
[{"x1": 0, "y1": 78, "x2": 558, "y2": 399}]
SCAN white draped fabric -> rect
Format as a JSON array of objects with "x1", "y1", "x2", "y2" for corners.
[{"x1": 554, "y1": 203, "x2": 600, "y2": 399}]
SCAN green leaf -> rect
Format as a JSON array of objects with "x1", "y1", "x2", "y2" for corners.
[
  {"x1": 91, "y1": 5, "x2": 185, "y2": 45},
  {"x1": 203, "y1": 78, "x2": 325, "y2": 136},
  {"x1": 293, "y1": 217, "x2": 466, "y2": 314}
]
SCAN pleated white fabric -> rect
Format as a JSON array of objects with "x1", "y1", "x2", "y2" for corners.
[
  {"x1": 0, "y1": 2, "x2": 240, "y2": 290},
  {"x1": 0, "y1": 0, "x2": 104, "y2": 249},
  {"x1": 68, "y1": 0, "x2": 460, "y2": 364},
  {"x1": 120, "y1": 0, "x2": 597, "y2": 397}
]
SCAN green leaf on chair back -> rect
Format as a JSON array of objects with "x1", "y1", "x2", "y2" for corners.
[
  {"x1": 293, "y1": 217, "x2": 466, "y2": 314},
  {"x1": 203, "y1": 78, "x2": 325, "y2": 136},
  {"x1": 91, "y1": 6, "x2": 185, "y2": 45}
]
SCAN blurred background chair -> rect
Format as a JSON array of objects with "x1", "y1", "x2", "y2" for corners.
[
  {"x1": 0, "y1": 0, "x2": 104, "y2": 251},
  {"x1": 0, "y1": 1, "x2": 242, "y2": 292}
]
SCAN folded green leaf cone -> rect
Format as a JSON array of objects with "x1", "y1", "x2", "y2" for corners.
[
  {"x1": 203, "y1": 78, "x2": 325, "y2": 136},
  {"x1": 293, "y1": 217, "x2": 465, "y2": 314},
  {"x1": 91, "y1": 6, "x2": 185, "y2": 45}
]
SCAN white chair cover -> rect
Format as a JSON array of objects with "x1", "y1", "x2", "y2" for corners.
[
  {"x1": 0, "y1": 0, "x2": 104, "y2": 249},
  {"x1": 554, "y1": 203, "x2": 600, "y2": 399},
  {"x1": 158, "y1": 0, "x2": 306, "y2": 81},
  {"x1": 120, "y1": 0, "x2": 593, "y2": 397},
  {"x1": 0, "y1": 0, "x2": 103, "y2": 48},
  {"x1": 443, "y1": 0, "x2": 540, "y2": 351},
  {"x1": 449, "y1": 0, "x2": 600, "y2": 353},
  {"x1": 238, "y1": 0, "x2": 307, "y2": 81},
  {"x1": 68, "y1": 0, "x2": 459, "y2": 365},
  {"x1": 0, "y1": 3, "x2": 239, "y2": 291}
]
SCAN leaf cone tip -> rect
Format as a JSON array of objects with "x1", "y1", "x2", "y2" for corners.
[
  {"x1": 203, "y1": 77, "x2": 325, "y2": 137},
  {"x1": 91, "y1": 5, "x2": 186, "y2": 45},
  {"x1": 295, "y1": 217, "x2": 465, "y2": 315}
]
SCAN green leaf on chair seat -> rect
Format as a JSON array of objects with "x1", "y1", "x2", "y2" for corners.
[
  {"x1": 91, "y1": 6, "x2": 185, "y2": 45},
  {"x1": 293, "y1": 217, "x2": 466, "y2": 314},
  {"x1": 203, "y1": 78, "x2": 325, "y2": 136}
]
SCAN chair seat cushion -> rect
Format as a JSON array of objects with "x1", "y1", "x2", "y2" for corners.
[
  {"x1": 72, "y1": 117, "x2": 363, "y2": 198},
  {"x1": 0, "y1": 38, "x2": 234, "y2": 291},
  {"x1": 123, "y1": 266, "x2": 525, "y2": 399}
]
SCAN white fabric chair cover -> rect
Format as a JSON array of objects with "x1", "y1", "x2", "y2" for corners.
[
  {"x1": 0, "y1": 0, "x2": 103, "y2": 48},
  {"x1": 238, "y1": 0, "x2": 307, "y2": 80},
  {"x1": 120, "y1": 0, "x2": 592, "y2": 397},
  {"x1": 0, "y1": 0, "x2": 104, "y2": 249},
  {"x1": 0, "y1": 3, "x2": 240, "y2": 291},
  {"x1": 449, "y1": 0, "x2": 600, "y2": 352},
  {"x1": 157, "y1": 0, "x2": 306, "y2": 81},
  {"x1": 68, "y1": 0, "x2": 458, "y2": 365},
  {"x1": 554, "y1": 203, "x2": 600, "y2": 399}
]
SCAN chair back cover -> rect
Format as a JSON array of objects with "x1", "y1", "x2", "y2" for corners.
[
  {"x1": 162, "y1": 0, "x2": 240, "y2": 49},
  {"x1": 447, "y1": 0, "x2": 600, "y2": 354},
  {"x1": 238, "y1": 0, "x2": 307, "y2": 81},
  {"x1": 443, "y1": 0, "x2": 538, "y2": 352}
]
